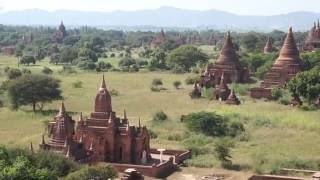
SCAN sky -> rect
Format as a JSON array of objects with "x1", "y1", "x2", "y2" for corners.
[{"x1": 0, "y1": 0, "x2": 320, "y2": 15}]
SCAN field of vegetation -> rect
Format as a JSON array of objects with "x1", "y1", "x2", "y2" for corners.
[{"x1": 1, "y1": 53, "x2": 320, "y2": 179}]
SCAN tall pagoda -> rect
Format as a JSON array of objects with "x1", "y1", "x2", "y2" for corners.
[
  {"x1": 303, "y1": 20, "x2": 320, "y2": 51},
  {"x1": 251, "y1": 27, "x2": 302, "y2": 99},
  {"x1": 200, "y1": 32, "x2": 249, "y2": 87}
]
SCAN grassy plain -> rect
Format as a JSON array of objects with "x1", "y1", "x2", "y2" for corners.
[{"x1": 1, "y1": 55, "x2": 320, "y2": 179}]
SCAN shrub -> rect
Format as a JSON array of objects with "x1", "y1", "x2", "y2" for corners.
[
  {"x1": 97, "y1": 61, "x2": 112, "y2": 71},
  {"x1": 202, "y1": 88, "x2": 214, "y2": 100},
  {"x1": 271, "y1": 88, "x2": 283, "y2": 100},
  {"x1": 227, "y1": 121, "x2": 245, "y2": 137},
  {"x1": 150, "y1": 86, "x2": 161, "y2": 92},
  {"x1": 148, "y1": 129, "x2": 158, "y2": 139},
  {"x1": 42, "y1": 67, "x2": 53, "y2": 75},
  {"x1": 151, "y1": 78, "x2": 163, "y2": 86},
  {"x1": 6, "y1": 68, "x2": 22, "y2": 80},
  {"x1": 78, "y1": 61, "x2": 96, "y2": 70},
  {"x1": 173, "y1": 81, "x2": 182, "y2": 89},
  {"x1": 109, "y1": 89, "x2": 119, "y2": 96},
  {"x1": 110, "y1": 53, "x2": 115, "y2": 58},
  {"x1": 214, "y1": 138, "x2": 234, "y2": 163},
  {"x1": 184, "y1": 112, "x2": 228, "y2": 136},
  {"x1": 59, "y1": 66, "x2": 77, "y2": 74},
  {"x1": 64, "y1": 165, "x2": 117, "y2": 180},
  {"x1": 72, "y1": 81, "x2": 83, "y2": 88},
  {"x1": 185, "y1": 76, "x2": 200, "y2": 85},
  {"x1": 21, "y1": 68, "x2": 31, "y2": 74},
  {"x1": 152, "y1": 110, "x2": 168, "y2": 122}
]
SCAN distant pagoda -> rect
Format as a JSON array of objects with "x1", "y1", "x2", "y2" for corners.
[
  {"x1": 303, "y1": 20, "x2": 320, "y2": 52},
  {"x1": 53, "y1": 21, "x2": 67, "y2": 43},
  {"x1": 251, "y1": 27, "x2": 302, "y2": 99},
  {"x1": 263, "y1": 37, "x2": 273, "y2": 54},
  {"x1": 150, "y1": 29, "x2": 166, "y2": 48},
  {"x1": 200, "y1": 31, "x2": 249, "y2": 87}
]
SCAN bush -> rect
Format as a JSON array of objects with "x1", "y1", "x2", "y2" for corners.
[
  {"x1": 42, "y1": 67, "x2": 53, "y2": 75},
  {"x1": 59, "y1": 66, "x2": 77, "y2": 74},
  {"x1": 64, "y1": 165, "x2": 117, "y2": 180},
  {"x1": 72, "y1": 81, "x2": 83, "y2": 88},
  {"x1": 21, "y1": 68, "x2": 31, "y2": 74},
  {"x1": 185, "y1": 76, "x2": 200, "y2": 85},
  {"x1": 110, "y1": 53, "x2": 115, "y2": 58},
  {"x1": 202, "y1": 88, "x2": 214, "y2": 100},
  {"x1": 152, "y1": 78, "x2": 163, "y2": 86},
  {"x1": 148, "y1": 129, "x2": 158, "y2": 139},
  {"x1": 97, "y1": 61, "x2": 113, "y2": 71},
  {"x1": 271, "y1": 88, "x2": 283, "y2": 100},
  {"x1": 109, "y1": 89, "x2": 119, "y2": 96},
  {"x1": 184, "y1": 112, "x2": 228, "y2": 136},
  {"x1": 173, "y1": 81, "x2": 182, "y2": 89},
  {"x1": 214, "y1": 138, "x2": 235, "y2": 163},
  {"x1": 6, "y1": 68, "x2": 22, "y2": 79},
  {"x1": 183, "y1": 112, "x2": 245, "y2": 137},
  {"x1": 152, "y1": 110, "x2": 168, "y2": 122},
  {"x1": 78, "y1": 61, "x2": 96, "y2": 70},
  {"x1": 150, "y1": 86, "x2": 161, "y2": 92}
]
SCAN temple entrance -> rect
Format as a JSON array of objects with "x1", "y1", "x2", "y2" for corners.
[{"x1": 119, "y1": 147, "x2": 123, "y2": 161}]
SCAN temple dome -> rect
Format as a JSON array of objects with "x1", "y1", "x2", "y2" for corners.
[
  {"x1": 274, "y1": 27, "x2": 301, "y2": 66},
  {"x1": 216, "y1": 31, "x2": 240, "y2": 66},
  {"x1": 94, "y1": 75, "x2": 112, "y2": 113}
]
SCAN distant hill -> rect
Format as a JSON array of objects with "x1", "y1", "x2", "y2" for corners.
[{"x1": 0, "y1": 7, "x2": 319, "y2": 31}]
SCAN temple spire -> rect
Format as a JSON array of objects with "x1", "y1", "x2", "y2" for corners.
[
  {"x1": 100, "y1": 74, "x2": 107, "y2": 90},
  {"x1": 138, "y1": 117, "x2": 141, "y2": 128},
  {"x1": 41, "y1": 135, "x2": 46, "y2": 145},
  {"x1": 89, "y1": 139, "x2": 94, "y2": 151},
  {"x1": 65, "y1": 146, "x2": 71, "y2": 158},
  {"x1": 124, "y1": 109, "x2": 127, "y2": 119},
  {"x1": 78, "y1": 112, "x2": 83, "y2": 122},
  {"x1": 58, "y1": 102, "x2": 66, "y2": 116}
]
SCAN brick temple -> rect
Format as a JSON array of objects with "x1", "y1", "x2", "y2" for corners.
[
  {"x1": 200, "y1": 32, "x2": 249, "y2": 87},
  {"x1": 39, "y1": 75, "x2": 190, "y2": 178},
  {"x1": 150, "y1": 29, "x2": 166, "y2": 48},
  {"x1": 303, "y1": 20, "x2": 320, "y2": 52},
  {"x1": 250, "y1": 27, "x2": 302, "y2": 99},
  {"x1": 53, "y1": 21, "x2": 67, "y2": 43}
]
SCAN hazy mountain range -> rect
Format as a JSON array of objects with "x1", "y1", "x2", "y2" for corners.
[{"x1": 0, "y1": 7, "x2": 319, "y2": 31}]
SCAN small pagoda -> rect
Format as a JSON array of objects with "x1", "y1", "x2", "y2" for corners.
[
  {"x1": 200, "y1": 32, "x2": 249, "y2": 87},
  {"x1": 263, "y1": 37, "x2": 273, "y2": 54},
  {"x1": 250, "y1": 27, "x2": 302, "y2": 99},
  {"x1": 214, "y1": 73, "x2": 231, "y2": 101},
  {"x1": 303, "y1": 20, "x2": 320, "y2": 51},
  {"x1": 226, "y1": 89, "x2": 241, "y2": 105}
]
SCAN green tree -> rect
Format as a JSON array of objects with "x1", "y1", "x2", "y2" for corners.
[
  {"x1": 288, "y1": 67, "x2": 320, "y2": 103},
  {"x1": 241, "y1": 32, "x2": 261, "y2": 52},
  {"x1": 7, "y1": 74, "x2": 63, "y2": 111},
  {"x1": 167, "y1": 45, "x2": 208, "y2": 72},
  {"x1": 6, "y1": 68, "x2": 22, "y2": 80},
  {"x1": 20, "y1": 55, "x2": 36, "y2": 66},
  {"x1": 118, "y1": 57, "x2": 138, "y2": 72},
  {"x1": 60, "y1": 47, "x2": 78, "y2": 64}
]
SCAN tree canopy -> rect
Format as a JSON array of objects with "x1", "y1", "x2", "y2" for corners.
[
  {"x1": 167, "y1": 45, "x2": 208, "y2": 72},
  {"x1": 7, "y1": 74, "x2": 63, "y2": 111}
]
